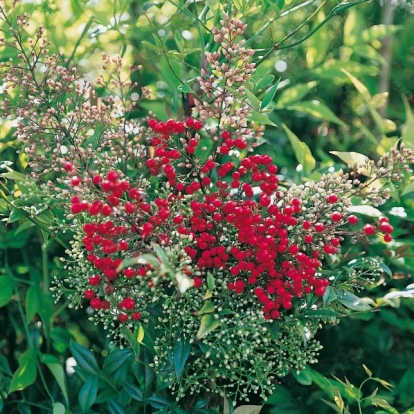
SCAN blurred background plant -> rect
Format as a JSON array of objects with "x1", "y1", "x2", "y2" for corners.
[{"x1": 1, "y1": 0, "x2": 414, "y2": 413}]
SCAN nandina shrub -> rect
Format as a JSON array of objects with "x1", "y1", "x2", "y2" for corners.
[{"x1": 1, "y1": 2, "x2": 414, "y2": 410}]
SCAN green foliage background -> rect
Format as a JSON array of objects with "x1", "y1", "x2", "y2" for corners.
[{"x1": 1, "y1": 0, "x2": 414, "y2": 413}]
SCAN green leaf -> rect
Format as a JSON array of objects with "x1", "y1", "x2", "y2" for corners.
[
  {"x1": 173, "y1": 337, "x2": 191, "y2": 379},
  {"x1": 283, "y1": 124, "x2": 316, "y2": 174},
  {"x1": 196, "y1": 315, "x2": 220, "y2": 340},
  {"x1": 323, "y1": 286, "x2": 337, "y2": 305},
  {"x1": 330, "y1": 151, "x2": 370, "y2": 175},
  {"x1": 0, "y1": 276, "x2": 14, "y2": 307},
  {"x1": 207, "y1": 272, "x2": 215, "y2": 290},
  {"x1": 336, "y1": 289, "x2": 372, "y2": 311},
  {"x1": 233, "y1": 405, "x2": 262, "y2": 414},
  {"x1": 177, "y1": 84, "x2": 195, "y2": 93},
  {"x1": 198, "y1": 300, "x2": 215, "y2": 315},
  {"x1": 293, "y1": 370, "x2": 313, "y2": 386},
  {"x1": 402, "y1": 96, "x2": 414, "y2": 150},
  {"x1": 313, "y1": 60, "x2": 379, "y2": 81},
  {"x1": 107, "y1": 400, "x2": 126, "y2": 414},
  {"x1": 254, "y1": 75, "x2": 275, "y2": 91},
  {"x1": 46, "y1": 362, "x2": 69, "y2": 405},
  {"x1": 367, "y1": 397, "x2": 399, "y2": 413},
  {"x1": 248, "y1": 110, "x2": 277, "y2": 127},
  {"x1": 304, "y1": 309, "x2": 342, "y2": 318},
  {"x1": 69, "y1": 341, "x2": 100, "y2": 376},
  {"x1": 103, "y1": 348, "x2": 132, "y2": 373},
  {"x1": 25, "y1": 285, "x2": 41, "y2": 322},
  {"x1": 352, "y1": 44, "x2": 387, "y2": 65},
  {"x1": 361, "y1": 25, "x2": 403, "y2": 42},
  {"x1": 260, "y1": 79, "x2": 280, "y2": 110},
  {"x1": 0, "y1": 354, "x2": 12, "y2": 376},
  {"x1": 244, "y1": 87, "x2": 261, "y2": 111},
  {"x1": 276, "y1": 81, "x2": 317, "y2": 106},
  {"x1": 287, "y1": 100, "x2": 347, "y2": 127},
  {"x1": 343, "y1": 8, "x2": 364, "y2": 46},
  {"x1": 121, "y1": 326, "x2": 141, "y2": 357},
  {"x1": 402, "y1": 182, "x2": 414, "y2": 196},
  {"x1": 123, "y1": 382, "x2": 145, "y2": 402},
  {"x1": 9, "y1": 349, "x2": 37, "y2": 393},
  {"x1": 306, "y1": 11, "x2": 328, "y2": 67},
  {"x1": 78, "y1": 375, "x2": 99, "y2": 414},
  {"x1": 52, "y1": 402, "x2": 66, "y2": 414}
]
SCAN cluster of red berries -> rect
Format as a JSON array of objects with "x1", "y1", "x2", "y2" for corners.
[{"x1": 68, "y1": 117, "x2": 395, "y2": 323}]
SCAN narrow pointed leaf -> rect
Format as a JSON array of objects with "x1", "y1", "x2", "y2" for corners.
[
  {"x1": 173, "y1": 337, "x2": 191, "y2": 379},
  {"x1": 69, "y1": 341, "x2": 100, "y2": 375}
]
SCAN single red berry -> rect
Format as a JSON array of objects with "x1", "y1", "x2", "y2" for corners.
[
  {"x1": 327, "y1": 194, "x2": 338, "y2": 203},
  {"x1": 84, "y1": 289, "x2": 95, "y2": 299},
  {"x1": 88, "y1": 276, "x2": 102, "y2": 286},
  {"x1": 90, "y1": 298, "x2": 101, "y2": 309},
  {"x1": 71, "y1": 176, "x2": 81, "y2": 186},
  {"x1": 314, "y1": 286, "x2": 326, "y2": 296},
  {"x1": 314, "y1": 223, "x2": 325, "y2": 232},
  {"x1": 222, "y1": 130, "x2": 231, "y2": 140},
  {"x1": 64, "y1": 162, "x2": 73, "y2": 172},
  {"x1": 131, "y1": 312, "x2": 141, "y2": 321},
  {"x1": 107, "y1": 170, "x2": 119, "y2": 183},
  {"x1": 93, "y1": 175, "x2": 103, "y2": 185},
  {"x1": 123, "y1": 298, "x2": 135, "y2": 310},
  {"x1": 304, "y1": 234, "x2": 313, "y2": 243},
  {"x1": 118, "y1": 313, "x2": 129, "y2": 323},
  {"x1": 125, "y1": 202, "x2": 136, "y2": 214},
  {"x1": 384, "y1": 234, "x2": 392, "y2": 242},
  {"x1": 302, "y1": 221, "x2": 312, "y2": 230},
  {"x1": 348, "y1": 215, "x2": 358, "y2": 225},
  {"x1": 331, "y1": 212, "x2": 342, "y2": 222},
  {"x1": 363, "y1": 224, "x2": 376, "y2": 236},
  {"x1": 379, "y1": 222, "x2": 394, "y2": 234}
]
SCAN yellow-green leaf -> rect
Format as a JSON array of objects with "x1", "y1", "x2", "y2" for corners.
[
  {"x1": 9, "y1": 349, "x2": 37, "y2": 393},
  {"x1": 0, "y1": 276, "x2": 14, "y2": 307},
  {"x1": 196, "y1": 315, "x2": 220, "y2": 340},
  {"x1": 306, "y1": 11, "x2": 328, "y2": 67},
  {"x1": 402, "y1": 96, "x2": 414, "y2": 150},
  {"x1": 283, "y1": 124, "x2": 315, "y2": 174},
  {"x1": 198, "y1": 300, "x2": 215, "y2": 315},
  {"x1": 276, "y1": 81, "x2": 317, "y2": 106},
  {"x1": 361, "y1": 25, "x2": 403, "y2": 42},
  {"x1": 287, "y1": 100, "x2": 347, "y2": 127},
  {"x1": 233, "y1": 405, "x2": 263, "y2": 414}
]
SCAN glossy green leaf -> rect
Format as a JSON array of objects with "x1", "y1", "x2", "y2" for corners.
[
  {"x1": 244, "y1": 87, "x2": 261, "y2": 111},
  {"x1": 254, "y1": 75, "x2": 275, "y2": 91},
  {"x1": 276, "y1": 81, "x2": 317, "y2": 106},
  {"x1": 260, "y1": 79, "x2": 280, "y2": 110},
  {"x1": 103, "y1": 348, "x2": 132, "y2": 373},
  {"x1": 173, "y1": 337, "x2": 191, "y2": 379},
  {"x1": 336, "y1": 289, "x2": 372, "y2": 311},
  {"x1": 0, "y1": 276, "x2": 14, "y2": 307},
  {"x1": 293, "y1": 370, "x2": 313, "y2": 386},
  {"x1": 78, "y1": 375, "x2": 99, "y2": 414},
  {"x1": 196, "y1": 315, "x2": 220, "y2": 340},
  {"x1": 122, "y1": 326, "x2": 141, "y2": 356},
  {"x1": 123, "y1": 382, "x2": 145, "y2": 401},
  {"x1": 352, "y1": 44, "x2": 387, "y2": 65},
  {"x1": 287, "y1": 100, "x2": 347, "y2": 127},
  {"x1": 323, "y1": 286, "x2": 337, "y2": 305},
  {"x1": 107, "y1": 400, "x2": 126, "y2": 414},
  {"x1": 9, "y1": 349, "x2": 37, "y2": 393},
  {"x1": 248, "y1": 110, "x2": 277, "y2": 127},
  {"x1": 69, "y1": 341, "x2": 100, "y2": 376},
  {"x1": 283, "y1": 124, "x2": 315, "y2": 174},
  {"x1": 46, "y1": 362, "x2": 69, "y2": 405},
  {"x1": 0, "y1": 354, "x2": 12, "y2": 376},
  {"x1": 25, "y1": 285, "x2": 41, "y2": 322},
  {"x1": 347, "y1": 205, "x2": 382, "y2": 217},
  {"x1": 206, "y1": 272, "x2": 215, "y2": 290}
]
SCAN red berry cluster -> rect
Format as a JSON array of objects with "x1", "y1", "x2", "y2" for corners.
[
  {"x1": 68, "y1": 116, "x2": 395, "y2": 323},
  {"x1": 363, "y1": 217, "x2": 394, "y2": 242}
]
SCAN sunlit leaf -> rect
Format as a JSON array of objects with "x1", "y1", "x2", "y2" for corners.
[
  {"x1": 9, "y1": 349, "x2": 37, "y2": 393},
  {"x1": 276, "y1": 81, "x2": 317, "y2": 106},
  {"x1": 196, "y1": 314, "x2": 220, "y2": 340},
  {"x1": 283, "y1": 124, "x2": 315, "y2": 174},
  {"x1": 361, "y1": 25, "x2": 403, "y2": 42}
]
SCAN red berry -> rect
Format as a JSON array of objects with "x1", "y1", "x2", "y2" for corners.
[
  {"x1": 90, "y1": 298, "x2": 101, "y2": 309},
  {"x1": 71, "y1": 176, "x2": 81, "y2": 186},
  {"x1": 331, "y1": 212, "x2": 342, "y2": 222},
  {"x1": 304, "y1": 234, "x2": 313, "y2": 243},
  {"x1": 314, "y1": 286, "x2": 326, "y2": 297},
  {"x1": 302, "y1": 221, "x2": 312, "y2": 230},
  {"x1": 363, "y1": 224, "x2": 376, "y2": 236},
  {"x1": 125, "y1": 202, "x2": 136, "y2": 214},
  {"x1": 84, "y1": 289, "x2": 95, "y2": 299},
  {"x1": 314, "y1": 223, "x2": 325, "y2": 232},
  {"x1": 379, "y1": 222, "x2": 394, "y2": 234},
  {"x1": 107, "y1": 170, "x2": 119, "y2": 183},
  {"x1": 222, "y1": 130, "x2": 231, "y2": 140},
  {"x1": 64, "y1": 162, "x2": 73, "y2": 171},
  {"x1": 384, "y1": 234, "x2": 392, "y2": 242},
  {"x1": 131, "y1": 312, "x2": 141, "y2": 321},
  {"x1": 88, "y1": 276, "x2": 102, "y2": 286},
  {"x1": 327, "y1": 194, "x2": 338, "y2": 203},
  {"x1": 118, "y1": 313, "x2": 129, "y2": 323},
  {"x1": 348, "y1": 215, "x2": 358, "y2": 225}
]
